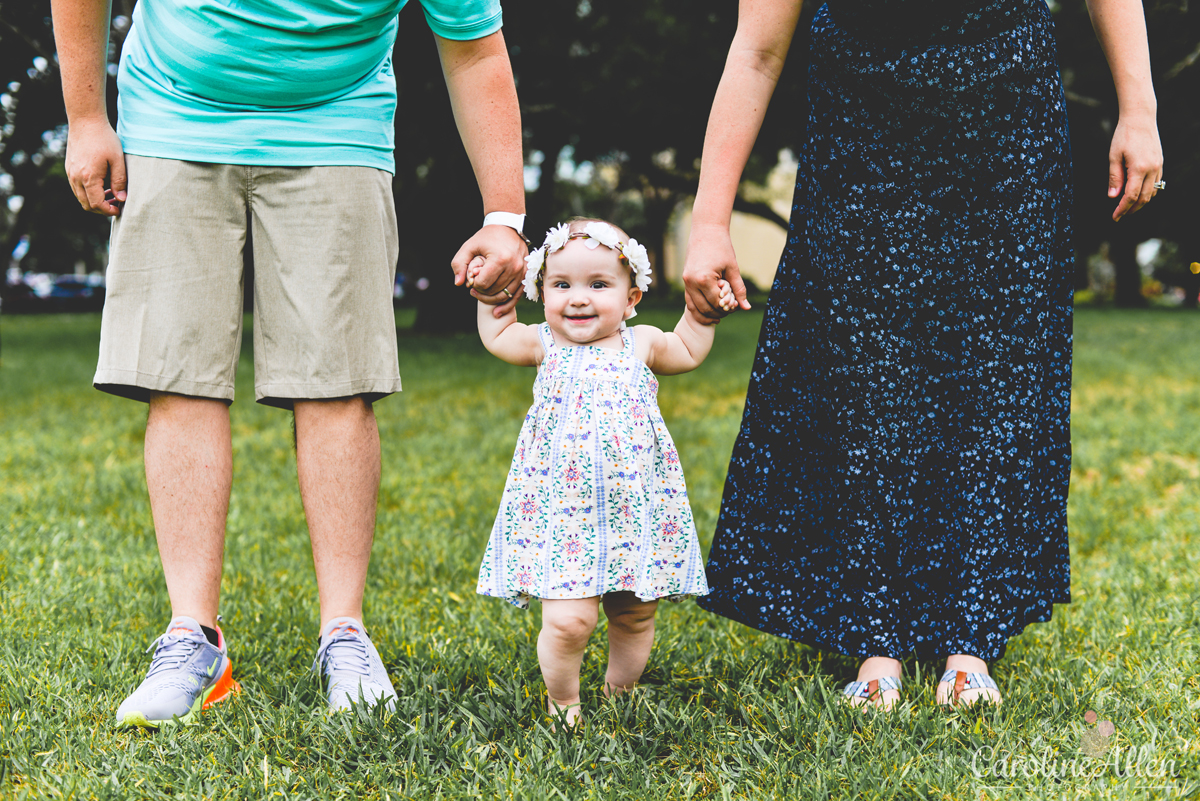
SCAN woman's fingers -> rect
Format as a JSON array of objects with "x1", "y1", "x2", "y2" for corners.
[
  {"x1": 725, "y1": 263, "x2": 752, "y2": 311},
  {"x1": 1134, "y1": 168, "x2": 1161, "y2": 215},
  {"x1": 683, "y1": 228, "x2": 742, "y2": 320},
  {"x1": 685, "y1": 274, "x2": 728, "y2": 321},
  {"x1": 1108, "y1": 114, "x2": 1163, "y2": 222},
  {"x1": 1113, "y1": 161, "x2": 1161, "y2": 221},
  {"x1": 1112, "y1": 159, "x2": 1142, "y2": 222}
]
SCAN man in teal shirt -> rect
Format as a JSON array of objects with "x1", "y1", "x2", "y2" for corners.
[{"x1": 51, "y1": 0, "x2": 528, "y2": 727}]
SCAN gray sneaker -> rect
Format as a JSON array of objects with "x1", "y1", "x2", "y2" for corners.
[
  {"x1": 313, "y1": 617, "x2": 398, "y2": 713},
  {"x1": 115, "y1": 616, "x2": 240, "y2": 728}
]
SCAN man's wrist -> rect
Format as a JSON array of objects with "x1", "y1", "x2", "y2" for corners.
[
  {"x1": 483, "y1": 211, "x2": 531, "y2": 249},
  {"x1": 483, "y1": 211, "x2": 531, "y2": 246},
  {"x1": 482, "y1": 211, "x2": 525, "y2": 232}
]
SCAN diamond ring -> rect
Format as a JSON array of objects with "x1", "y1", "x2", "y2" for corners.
[{"x1": 1153, "y1": 180, "x2": 1166, "y2": 190}]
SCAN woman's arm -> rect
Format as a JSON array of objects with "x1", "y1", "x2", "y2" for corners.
[
  {"x1": 477, "y1": 301, "x2": 542, "y2": 366},
  {"x1": 1085, "y1": 0, "x2": 1163, "y2": 222},
  {"x1": 683, "y1": 0, "x2": 804, "y2": 322}
]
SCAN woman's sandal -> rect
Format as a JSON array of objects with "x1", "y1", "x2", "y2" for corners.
[
  {"x1": 842, "y1": 676, "x2": 902, "y2": 709},
  {"x1": 937, "y1": 669, "x2": 1002, "y2": 707}
]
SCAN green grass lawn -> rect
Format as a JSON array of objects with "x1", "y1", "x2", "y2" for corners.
[{"x1": 1, "y1": 307, "x2": 1198, "y2": 800}]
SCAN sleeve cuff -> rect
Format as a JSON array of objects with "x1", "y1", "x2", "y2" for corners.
[{"x1": 423, "y1": 9, "x2": 503, "y2": 41}]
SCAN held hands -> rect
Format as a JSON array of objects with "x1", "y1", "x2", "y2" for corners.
[
  {"x1": 1108, "y1": 111, "x2": 1163, "y2": 222},
  {"x1": 714, "y1": 280, "x2": 739, "y2": 313},
  {"x1": 682, "y1": 223, "x2": 751, "y2": 325},
  {"x1": 452, "y1": 224, "x2": 528, "y2": 317},
  {"x1": 65, "y1": 117, "x2": 127, "y2": 216}
]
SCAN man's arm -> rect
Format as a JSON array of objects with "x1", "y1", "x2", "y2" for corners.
[
  {"x1": 436, "y1": 30, "x2": 527, "y2": 315},
  {"x1": 51, "y1": 0, "x2": 126, "y2": 216}
]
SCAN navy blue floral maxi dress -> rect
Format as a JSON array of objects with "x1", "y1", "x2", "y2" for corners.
[{"x1": 697, "y1": 0, "x2": 1073, "y2": 661}]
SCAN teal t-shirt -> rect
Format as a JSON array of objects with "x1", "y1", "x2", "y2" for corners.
[{"x1": 116, "y1": 0, "x2": 503, "y2": 173}]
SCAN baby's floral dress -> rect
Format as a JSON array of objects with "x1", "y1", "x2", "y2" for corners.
[{"x1": 477, "y1": 322, "x2": 709, "y2": 608}]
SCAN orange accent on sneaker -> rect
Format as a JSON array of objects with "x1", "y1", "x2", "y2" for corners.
[{"x1": 201, "y1": 659, "x2": 241, "y2": 710}]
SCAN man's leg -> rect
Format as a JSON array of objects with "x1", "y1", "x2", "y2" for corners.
[
  {"x1": 145, "y1": 393, "x2": 232, "y2": 628},
  {"x1": 248, "y1": 164, "x2": 401, "y2": 712},
  {"x1": 293, "y1": 396, "x2": 379, "y2": 626},
  {"x1": 116, "y1": 391, "x2": 240, "y2": 728},
  {"x1": 91, "y1": 157, "x2": 249, "y2": 728},
  {"x1": 296, "y1": 396, "x2": 397, "y2": 713}
]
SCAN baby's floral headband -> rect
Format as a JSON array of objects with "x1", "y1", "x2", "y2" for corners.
[{"x1": 522, "y1": 221, "x2": 652, "y2": 302}]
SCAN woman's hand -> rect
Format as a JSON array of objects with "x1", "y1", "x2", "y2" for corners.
[
  {"x1": 683, "y1": 223, "x2": 751, "y2": 324},
  {"x1": 1108, "y1": 110, "x2": 1163, "y2": 222}
]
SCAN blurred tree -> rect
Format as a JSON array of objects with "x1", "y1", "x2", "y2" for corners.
[{"x1": 1, "y1": 0, "x2": 1195, "y2": 323}]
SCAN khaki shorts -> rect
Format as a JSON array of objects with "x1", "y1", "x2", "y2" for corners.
[{"x1": 95, "y1": 155, "x2": 401, "y2": 409}]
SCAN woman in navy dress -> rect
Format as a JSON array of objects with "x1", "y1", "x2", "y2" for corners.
[{"x1": 684, "y1": 0, "x2": 1162, "y2": 707}]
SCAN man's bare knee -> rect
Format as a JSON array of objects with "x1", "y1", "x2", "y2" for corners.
[
  {"x1": 294, "y1": 396, "x2": 373, "y2": 430},
  {"x1": 148, "y1": 392, "x2": 227, "y2": 421}
]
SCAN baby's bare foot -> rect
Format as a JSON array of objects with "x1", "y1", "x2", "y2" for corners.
[{"x1": 548, "y1": 696, "x2": 582, "y2": 729}]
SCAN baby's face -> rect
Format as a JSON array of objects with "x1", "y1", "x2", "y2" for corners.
[{"x1": 542, "y1": 238, "x2": 640, "y2": 346}]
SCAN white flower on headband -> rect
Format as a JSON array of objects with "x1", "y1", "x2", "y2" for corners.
[
  {"x1": 544, "y1": 222, "x2": 571, "y2": 253},
  {"x1": 622, "y1": 238, "x2": 652, "y2": 293},
  {"x1": 522, "y1": 247, "x2": 545, "y2": 301},
  {"x1": 583, "y1": 221, "x2": 621, "y2": 250}
]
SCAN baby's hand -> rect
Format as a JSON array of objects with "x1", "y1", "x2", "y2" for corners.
[
  {"x1": 466, "y1": 255, "x2": 485, "y2": 288},
  {"x1": 716, "y1": 279, "x2": 738, "y2": 312}
]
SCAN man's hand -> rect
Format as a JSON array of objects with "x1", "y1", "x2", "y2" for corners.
[
  {"x1": 65, "y1": 116, "x2": 126, "y2": 216},
  {"x1": 436, "y1": 29, "x2": 526, "y2": 317},
  {"x1": 682, "y1": 223, "x2": 751, "y2": 325},
  {"x1": 452, "y1": 224, "x2": 528, "y2": 317}
]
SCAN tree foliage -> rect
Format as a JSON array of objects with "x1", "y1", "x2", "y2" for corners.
[{"x1": 0, "y1": 0, "x2": 1196, "y2": 319}]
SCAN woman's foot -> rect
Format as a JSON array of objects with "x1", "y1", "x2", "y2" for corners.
[
  {"x1": 547, "y1": 696, "x2": 583, "y2": 729},
  {"x1": 844, "y1": 656, "x2": 902, "y2": 710},
  {"x1": 936, "y1": 655, "x2": 1001, "y2": 707}
]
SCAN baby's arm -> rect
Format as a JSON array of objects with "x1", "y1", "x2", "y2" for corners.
[
  {"x1": 642, "y1": 281, "x2": 737, "y2": 375},
  {"x1": 477, "y1": 300, "x2": 542, "y2": 366}
]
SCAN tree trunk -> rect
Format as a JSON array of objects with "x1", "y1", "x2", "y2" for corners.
[
  {"x1": 1110, "y1": 226, "x2": 1145, "y2": 308},
  {"x1": 527, "y1": 134, "x2": 564, "y2": 236},
  {"x1": 1073, "y1": 249, "x2": 1090, "y2": 293},
  {"x1": 641, "y1": 186, "x2": 675, "y2": 297},
  {"x1": 412, "y1": 156, "x2": 484, "y2": 334}
]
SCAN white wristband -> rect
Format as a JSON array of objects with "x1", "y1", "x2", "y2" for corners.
[{"x1": 482, "y1": 211, "x2": 526, "y2": 234}]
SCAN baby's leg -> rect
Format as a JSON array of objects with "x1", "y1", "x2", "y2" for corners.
[
  {"x1": 601, "y1": 592, "x2": 659, "y2": 697},
  {"x1": 538, "y1": 598, "x2": 600, "y2": 725}
]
